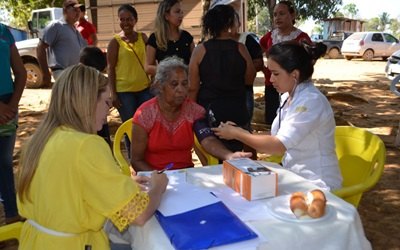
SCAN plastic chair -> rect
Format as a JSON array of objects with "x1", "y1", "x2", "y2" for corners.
[
  {"x1": 332, "y1": 126, "x2": 386, "y2": 207},
  {"x1": 0, "y1": 221, "x2": 23, "y2": 242},
  {"x1": 194, "y1": 135, "x2": 219, "y2": 166},
  {"x1": 113, "y1": 118, "x2": 133, "y2": 176}
]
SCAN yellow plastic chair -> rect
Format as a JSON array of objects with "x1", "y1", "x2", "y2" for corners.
[
  {"x1": 194, "y1": 135, "x2": 219, "y2": 166},
  {"x1": 113, "y1": 118, "x2": 133, "y2": 176},
  {"x1": 0, "y1": 221, "x2": 23, "y2": 242},
  {"x1": 332, "y1": 126, "x2": 386, "y2": 207}
]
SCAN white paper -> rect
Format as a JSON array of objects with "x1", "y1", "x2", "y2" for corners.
[
  {"x1": 210, "y1": 186, "x2": 273, "y2": 222},
  {"x1": 157, "y1": 182, "x2": 220, "y2": 216}
]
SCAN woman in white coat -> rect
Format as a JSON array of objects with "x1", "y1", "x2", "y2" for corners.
[{"x1": 212, "y1": 41, "x2": 342, "y2": 191}]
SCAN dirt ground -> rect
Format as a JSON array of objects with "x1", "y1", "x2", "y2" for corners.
[{"x1": 1, "y1": 59, "x2": 400, "y2": 249}]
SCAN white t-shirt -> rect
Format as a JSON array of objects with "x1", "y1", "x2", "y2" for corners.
[{"x1": 271, "y1": 81, "x2": 342, "y2": 190}]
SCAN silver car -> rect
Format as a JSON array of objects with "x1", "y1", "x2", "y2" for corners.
[
  {"x1": 341, "y1": 32, "x2": 400, "y2": 61},
  {"x1": 385, "y1": 49, "x2": 400, "y2": 78}
]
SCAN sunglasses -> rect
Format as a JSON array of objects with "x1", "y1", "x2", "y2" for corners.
[{"x1": 65, "y1": 4, "x2": 81, "y2": 11}]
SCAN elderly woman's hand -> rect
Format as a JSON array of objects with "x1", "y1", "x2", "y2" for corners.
[
  {"x1": 226, "y1": 151, "x2": 253, "y2": 160},
  {"x1": 211, "y1": 121, "x2": 245, "y2": 140}
]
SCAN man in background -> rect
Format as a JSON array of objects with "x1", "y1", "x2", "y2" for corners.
[
  {"x1": 37, "y1": 0, "x2": 87, "y2": 86},
  {"x1": 76, "y1": 5, "x2": 98, "y2": 46}
]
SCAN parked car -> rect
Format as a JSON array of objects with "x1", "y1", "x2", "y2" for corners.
[
  {"x1": 341, "y1": 32, "x2": 400, "y2": 61},
  {"x1": 385, "y1": 49, "x2": 400, "y2": 78},
  {"x1": 323, "y1": 31, "x2": 353, "y2": 59}
]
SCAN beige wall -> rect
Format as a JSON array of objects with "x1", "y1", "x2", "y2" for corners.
[{"x1": 84, "y1": 0, "x2": 204, "y2": 50}]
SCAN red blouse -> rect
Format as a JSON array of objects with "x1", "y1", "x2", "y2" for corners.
[{"x1": 133, "y1": 97, "x2": 205, "y2": 170}]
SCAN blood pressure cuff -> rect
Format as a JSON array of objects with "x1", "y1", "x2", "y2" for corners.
[{"x1": 193, "y1": 118, "x2": 214, "y2": 143}]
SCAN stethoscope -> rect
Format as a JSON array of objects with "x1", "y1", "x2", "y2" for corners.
[
  {"x1": 278, "y1": 94, "x2": 288, "y2": 129},
  {"x1": 278, "y1": 79, "x2": 298, "y2": 129}
]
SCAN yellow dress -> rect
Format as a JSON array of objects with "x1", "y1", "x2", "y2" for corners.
[{"x1": 17, "y1": 127, "x2": 149, "y2": 250}]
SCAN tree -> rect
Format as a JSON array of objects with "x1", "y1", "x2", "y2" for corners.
[
  {"x1": 248, "y1": 0, "x2": 342, "y2": 30},
  {"x1": 378, "y1": 12, "x2": 390, "y2": 31},
  {"x1": 0, "y1": 0, "x2": 63, "y2": 29},
  {"x1": 342, "y1": 3, "x2": 358, "y2": 18},
  {"x1": 366, "y1": 17, "x2": 380, "y2": 31},
  {"x1": 389, "y1": 18, "x2": 400, "y2": 38}
]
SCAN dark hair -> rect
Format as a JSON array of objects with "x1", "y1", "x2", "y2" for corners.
[
  {"x1": 79, "y1": 46, "x2": 107, "y2": 72},
  {"x1": 277, "y1": 1, "x2": 296, "y2": 25},
  {"x1": 202, "y1": 4, "x2": 235, "y2": 39},
  {"x1": 118, "y1": 4, "x2": 138, "y2": 21},
  {"x1": 79, "y1": 5, "x2": 85, "y2": 12},
  {"x1": 267, "y1": 41, "x2": 327, "y2": 83}
]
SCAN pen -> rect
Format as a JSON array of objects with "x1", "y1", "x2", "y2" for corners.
[{"x1": 158, "y1": 163, "x2": 174, "y2": 174}]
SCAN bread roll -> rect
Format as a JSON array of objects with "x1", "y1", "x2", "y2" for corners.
[
  {"x1": 307, "y1": 189, "x2": 327, "y2": 218},
  {"x1": 290, "y1": 192, "x2": 308, "y2": 218}
]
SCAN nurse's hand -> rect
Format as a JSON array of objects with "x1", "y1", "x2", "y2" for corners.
[{"x1": 211, "y1": 121, "x2": 245, "y2": 140}]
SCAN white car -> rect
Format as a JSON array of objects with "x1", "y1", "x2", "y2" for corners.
[
  {"x1": 341, "y1": 32, "x2": 400, "y2": 61},
  {"x1": 385, "y1": 49, "x2": 400, "y2": 79}
]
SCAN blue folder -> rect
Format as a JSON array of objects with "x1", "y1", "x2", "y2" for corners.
[{"x1": 155, "y1": 201, "x2": 258, "y2": 250}]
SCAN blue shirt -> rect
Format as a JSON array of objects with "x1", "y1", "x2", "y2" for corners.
[{"x1": 0, "y1": 24, "x2": 14, "y2": 96}]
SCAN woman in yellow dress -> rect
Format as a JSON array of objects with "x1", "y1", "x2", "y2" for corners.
[{"x1": 17, "y1": 64, "x2": 168, "y2": 249}]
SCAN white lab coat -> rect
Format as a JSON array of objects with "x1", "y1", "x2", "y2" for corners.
[{"x1": 271, "y1": 81, "x2": 342, "y2": 190}]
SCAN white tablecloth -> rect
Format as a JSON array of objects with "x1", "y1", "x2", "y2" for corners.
[{"x1": 128, "y1": 162, "x2": 372, "y2": 250}]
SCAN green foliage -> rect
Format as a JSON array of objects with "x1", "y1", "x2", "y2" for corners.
[
  {"x1": 389, "y1": 18, "x2": 400, "y2": 38},
  {"x1": 247, "y1": 6, "x2": 270, "y2": 36},
  {"x1": 378, "y1": 12, "x2": 390, "y2": 31},
  {"x1": 366, "y1": 17, "x2": 381, "y2": 31},
  {"x1": 342, "y1": 3, "x2": 358, "y2": 18},
  {"x1": 312, "y1": 24, "x2": 323, "y2": 34},
  {"x1": 0, "y1": 0, "x2": 64, "y2": 29},
  {"x1": 248, "y1": 0, "x2": 342, "y2": 30}
]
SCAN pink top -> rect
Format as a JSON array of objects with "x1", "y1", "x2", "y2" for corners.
[{"x1": 133, "y1": 97, "x2": 205, "y2": 170}]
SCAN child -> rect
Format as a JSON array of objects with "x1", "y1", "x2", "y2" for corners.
[{"x1": 79, "y1": 46, "x2": 111, "y2": 145}]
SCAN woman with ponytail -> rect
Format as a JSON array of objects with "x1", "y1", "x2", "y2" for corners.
[{"x1": 213, "y1": 41, "x2": 342, "y2": 191}]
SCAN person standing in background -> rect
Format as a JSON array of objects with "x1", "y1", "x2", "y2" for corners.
[
  {"x1": 231, "y1": 11, "x2": 263, "y2": 124},
  {"x1": 76, "y1": 5, "x2": 98, "y2": 46},
  {"x1": 37, "y1": 0, "x2": 87, "y2": 85},
  {"x1": 0, "y1": 23, "x2": 26, "y2": 225},
  {"x1": 145, "y1": 0, "x2": 195, "y2": 76},
  {"x1": 260, "y1": 0, "x2": 311, "y2": 125},
  {"x1": 79, "y1": 46, "x2": 111, "y2": 146},
  {"x1": 107, "y1": 4, "x2": 152, "y2": 155},
  {"x1": 189, "y1": 4, "x2": 256, "y2": 153}
]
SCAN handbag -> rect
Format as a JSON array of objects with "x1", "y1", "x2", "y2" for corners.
[{"x1": 155, "y1": 201, "x2": 258, "y2": 250}]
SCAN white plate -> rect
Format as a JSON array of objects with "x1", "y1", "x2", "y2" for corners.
[{"x1": 266, "y1": 195, "x2": 334, "y2": 223}]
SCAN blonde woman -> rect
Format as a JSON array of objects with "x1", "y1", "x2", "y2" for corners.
[
  {"x1": 17, "y1": 64, "x2": 168, "y2": 250},
  {"x1": 145, "y1": 0, "x2": 195, "y2": 76}
]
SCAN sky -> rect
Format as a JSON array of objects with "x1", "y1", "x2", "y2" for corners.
[{"x1": 342, "y1": 0, "x2": 399, "y2": 19}]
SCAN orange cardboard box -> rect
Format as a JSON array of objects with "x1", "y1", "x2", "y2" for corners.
[{"x1": 223, "y1": 158, "x2": 278, "y2": 201}]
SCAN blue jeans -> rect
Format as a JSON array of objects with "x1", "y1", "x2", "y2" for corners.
[
  {"x1": 116, "y1": 88, "x2": 153, "y2": 157},
  {"x1": 116, "y1": 88, "x2": 153, "y2": 122},
  {"x1": 0, "y1": 133, "x2": 18, "y2": 219}
]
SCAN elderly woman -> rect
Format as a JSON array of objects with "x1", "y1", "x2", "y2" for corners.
[
  {"x1": 17, "y1": 64, "x2": 168, "y2": 250},
  {"x1": 131, "y1": 56, "x2": 251, "y2": 172}
]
